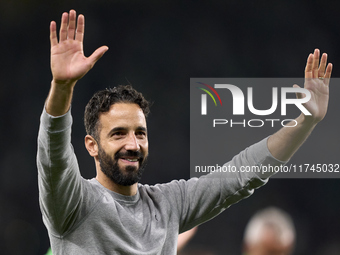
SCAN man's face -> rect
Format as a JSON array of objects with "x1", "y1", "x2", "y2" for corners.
[{"x1": 96, "y1": 103, "x2": 148, "y2": 186}]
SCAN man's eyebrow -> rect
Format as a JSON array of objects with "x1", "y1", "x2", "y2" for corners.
[
  {"x1": 107, "y1": 127, "x2": 127, "y2": 137},
  {"x1": 107, "y1": 126, "x2": 147, "y2": 137},
  {"x1": 136, "y1": 126, "x2": 147, "y2": 132}
]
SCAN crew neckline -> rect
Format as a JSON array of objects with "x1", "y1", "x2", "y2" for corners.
[{"x1": 90, "y1": 178, "x2": 140, "y2": 203}]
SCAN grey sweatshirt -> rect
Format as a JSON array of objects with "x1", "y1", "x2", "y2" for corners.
[{"x1": 37, "y1": 108, "x2": 283, "y2": 255}]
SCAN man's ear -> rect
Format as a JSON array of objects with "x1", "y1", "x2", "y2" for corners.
[{"x1": 85, "y1": 135, "x2": 99, "y2": 157}]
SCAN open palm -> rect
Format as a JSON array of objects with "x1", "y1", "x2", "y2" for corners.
[
  {"x1": 50, "y1": 10, "x2": 108, "y2": 84},
  {"x1": 295, "y1": 49, "x2": 332, "y2": 123}
]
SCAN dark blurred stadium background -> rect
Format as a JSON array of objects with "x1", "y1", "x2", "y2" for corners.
[{"x1": 1, "y1": 0, "x2": 340, "y2": 254}]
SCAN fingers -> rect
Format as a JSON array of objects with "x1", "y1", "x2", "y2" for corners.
[
  {"x1": 305, "y1": 48, "x2": 332, "y2": 81},
  {"x1": 317, "y1": 50, "x2": 333, "y2": 86},
  {"x1": 304, "y1": 53, "x2": 313, "y2": 79},
  {"x1": 88, "y1": 46, "x2": 109, "y2": 67},
  {"x1": 54, "y1": 10, "x2": 81, "y2": 43},
  {"x1": 318, "y1": 53, "x2": 328, "y2": 77},
  {"x1": 59, "y1": 12, "x2": 68, "y2": 42},
  {"x1": 67, "y1": 10, "x2": 77, "y2": 40},
  {"x1": 50, "y1": 21, "x2": 58, "y2": 47},
  {"x1": 324, "y1": 63, "x2": 333, "y2": 86},
  {"x1": 325, "y1": 63, "x2": 333, "y2": 79},
  {"x1": 312, "y1": 49, "x2": 320, "y2": 78},
  {"x1": 75, "y1": 14, "x2": 85, "y2": 43},
  {"x1": 293, "y1": 84, "x2": 304, "y2": 99}
]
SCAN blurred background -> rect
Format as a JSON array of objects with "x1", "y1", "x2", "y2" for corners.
[{"x1": 0, "y1": 0, "x2": 340, "y2": 254}]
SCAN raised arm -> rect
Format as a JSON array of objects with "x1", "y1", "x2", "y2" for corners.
[
  {"x1": 46, "y1": 10, "x2": 108, "y2": 116},
  {"x1": 268, "y1": 49, "x2": 333, "y2": 161}
]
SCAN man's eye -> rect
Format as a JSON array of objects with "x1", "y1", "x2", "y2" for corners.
[
  {"x1": 136, "y1": 131, "x2": 146, "y2": 137},
  {"x1": 112, "y1": 132, "x2": 124, "y2": 136}
]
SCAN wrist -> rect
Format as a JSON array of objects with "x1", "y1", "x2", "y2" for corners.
[
  {"x1": 296, "y1": 114, "x2": 318, "y2": 130},
  {"x1": 46, "y1": 80, "x2": 75, "y2": 117},
  {"x1": 51, "y1": 79, "x2": 77, "y2": 90}
]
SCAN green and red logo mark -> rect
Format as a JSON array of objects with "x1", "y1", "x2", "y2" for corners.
[{"x1": 197, "y1": 82, "x2": 222, "y2": 115}]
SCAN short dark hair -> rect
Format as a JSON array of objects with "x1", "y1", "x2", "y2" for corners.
[{"x1": 84, "y1": 85, "x2": 150, "y2": 140}]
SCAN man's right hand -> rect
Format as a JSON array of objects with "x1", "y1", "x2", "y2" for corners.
[{"x1": 46, "y1": 10, "x2": 108, "y2": 116}]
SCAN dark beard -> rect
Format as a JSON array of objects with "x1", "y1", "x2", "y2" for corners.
[{"x1": 98, "y1": 145, "x2": 147, "y2": 186}]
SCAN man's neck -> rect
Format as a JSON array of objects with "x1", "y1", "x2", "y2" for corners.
[{"x1": 95, "y1": 174, "x2": 138, "y2": 196}]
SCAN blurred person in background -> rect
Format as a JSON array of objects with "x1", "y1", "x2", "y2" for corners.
[{"x1": 242, "y1": 207, "x2": 295, "y2": 255}]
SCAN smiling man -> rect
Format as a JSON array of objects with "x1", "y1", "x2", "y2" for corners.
[
  {"x1": 37, "y1": 10, "x2": 332, "y2": 255},
  {"x1": 84, "y1": 89, "x2": 150, "y2": 195}
]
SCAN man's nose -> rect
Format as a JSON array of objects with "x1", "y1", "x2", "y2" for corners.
[{"x1": 124, "y1": 133, "x2": 140, "y2": 151}]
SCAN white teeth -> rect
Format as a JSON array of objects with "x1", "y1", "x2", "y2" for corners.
[{"x1": 126, "y1": 159, "x2": 138, "y2": 162}]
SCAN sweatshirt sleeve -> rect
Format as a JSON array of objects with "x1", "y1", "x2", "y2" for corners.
[
  {"x1": 37, "y1": 108, "x2": 84, "y2": 235},
  {"x1": 160, "y1": 137, "x2": 286, "y2": 233}
]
